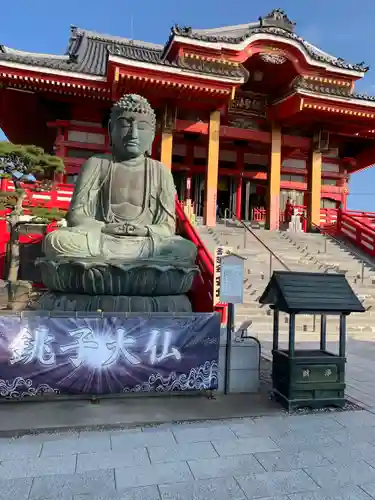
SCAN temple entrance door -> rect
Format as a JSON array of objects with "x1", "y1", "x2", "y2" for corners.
[
  {"x1": 172, "y1": 172, "x2": 186, "y2": 201},
  {"x1": 280, "y1": 189, "x2": 304, "y2": 213},
  {"x1": 217, "y1": 176, "x2": 235, "y2": 218},
  {"x1": 243, "y1": 182, "x2": 266, "y2": 221},
  {"x1": 192, "y1": 173, "x2": 204, "y2": 217}
]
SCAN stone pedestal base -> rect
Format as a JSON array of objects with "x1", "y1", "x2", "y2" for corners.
[
  {"x1": 37, "y1": 292, "x2": 192, "y2": 313},
  {"x1": 37, "y1": 258, "x2": 198, "y2": 296}
]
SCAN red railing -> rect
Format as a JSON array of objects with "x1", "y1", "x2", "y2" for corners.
[
  {"x1": 175, "y1": 199, "x2": 227, "y2": 321},
  {"x1": 337, "y1": 211, "x2": 375, "y2": 257},
  {"x1": 252, "y1": 206, "x2": 338, "y2": 228},
  {"x1": 2, "y1": 180, "x2": 74, "y2": 211}
]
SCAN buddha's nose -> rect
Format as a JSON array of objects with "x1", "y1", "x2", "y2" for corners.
[{"x1": 130, "y1": 123, "x2": 139, "y2": 140}]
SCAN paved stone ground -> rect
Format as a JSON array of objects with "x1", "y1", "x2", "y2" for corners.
[{"x1": 4, "y1": 411, "x2": 375, "y2": 499}]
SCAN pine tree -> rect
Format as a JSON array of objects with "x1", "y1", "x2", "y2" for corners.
[{"x1": 0, "y1": 143, "x2": 66, "y2": 293}]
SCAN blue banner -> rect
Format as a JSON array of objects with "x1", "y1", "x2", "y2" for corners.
[{"x1": 0, "y1": 313, "x2": 220, "y2": 399}]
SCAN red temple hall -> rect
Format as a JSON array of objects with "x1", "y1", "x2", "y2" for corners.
[{"x1": 1, "y1": 8, "x2": 375, "y2": 229}]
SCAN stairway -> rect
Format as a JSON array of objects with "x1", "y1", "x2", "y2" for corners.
[{"x1": 197, "y1": 221, "x2": 375, "y2": 361}]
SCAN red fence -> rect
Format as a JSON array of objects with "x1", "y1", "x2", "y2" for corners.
[
  {"x1": 175, "y1": 199, "x2": 226, "y2": 321},
  {"x1": 2, "y1": 180, "x2": 74, "y2": 211},
  {"x1": 252, "y1": 206, "x2": 338, "y2": 228},
  {"x1": 337, "y1": 211, "x2": 375, "y2": 257}
]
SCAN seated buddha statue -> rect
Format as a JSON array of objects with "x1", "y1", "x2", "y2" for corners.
[
  {"x1": 43, "y1": 94, "x2": 197, "y2": 265},
  {"x1": 38, "y1": 94, "x2": 198, "y2": 308}
]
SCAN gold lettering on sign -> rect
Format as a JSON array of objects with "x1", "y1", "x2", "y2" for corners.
[
  {"x1": 229, "y1": 92, "x2": 266, "y2": 118},
  {"x1": 213, "y1": 246, "x2": 232, "y2": 306}
]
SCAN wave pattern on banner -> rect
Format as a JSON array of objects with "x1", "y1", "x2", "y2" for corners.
[
  {"x1": 123, "y1": 360, "x2": 219, "y2": 393},
  {"x1": 0, "y1": 377, "x2": 60, "y2": 399}
]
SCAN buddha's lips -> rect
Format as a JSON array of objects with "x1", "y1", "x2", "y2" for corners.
[{"x1": 126, "y1": 141, "x2": 139, "y2": 147}]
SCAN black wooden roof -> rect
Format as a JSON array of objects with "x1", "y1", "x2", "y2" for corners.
[
  {"x1": 170, "y1": 9, "x2": 368, "y2": 74},
  {"x1": 259, "y1": 271, "x2": 366, "y2": 315},
  {"x1": 0, "y1": 9, "x2": 368, "y2": 79},
  {"x1": 0, "y1": 26, "x2": 245, "y2": 80}
]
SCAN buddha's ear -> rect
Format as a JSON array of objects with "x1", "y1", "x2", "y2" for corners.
[{"x1": 107, "y1": 119, "x2": 113, "y2": 147}]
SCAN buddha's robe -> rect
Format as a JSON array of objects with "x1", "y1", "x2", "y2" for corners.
[{"x1": 43, "y1": 156, "x2": 197, "y2": 264}]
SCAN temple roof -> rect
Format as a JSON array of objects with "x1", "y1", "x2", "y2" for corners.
[
  {"x1": 0, "y1": 26, "x2": 245, "y2": 80},
  {"x1": 259, "y1": 271, "x2": 365, "y2": 315},
  {"x1": 0, "y1": 9, "x2": 369, "y2": 79}
]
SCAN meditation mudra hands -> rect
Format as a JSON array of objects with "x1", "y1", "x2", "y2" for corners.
[{"x1": 101, "y1": 223, "x2": 149, "y2": 237}]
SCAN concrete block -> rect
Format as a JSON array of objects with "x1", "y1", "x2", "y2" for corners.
[
  {"x1": 188, "y1": 454, "x2": 264, "y2": 480},
  {"x1": 111, "y1": 430, "x2": 176, "y2": 451},
  {"x1": 74, "y1": 486, "x2": 161, "y2": 500},
  {"x1": 254, "y1": 449, "x2": 331, "y2": 472},
  {"x1": 320, "y1": 442, "x2": 375, "y2": 466},
  {"x1": 172, "y1": 424, "x2": 236, "y2": 444},
  {"x1": 273, "y1": 433, "x2": 338, "y2": 453},
  {"x1": 228, "y1": 369, "x2": 260, "y2": 393},
  {"x1": 217, "y1": 337, "x2": 260, "y2": 394},
  {"x1": 289, "y1": 486, "x2": 374, "y2": 500},
  {"x1": 236, "y1": 469, "x2": 319, "y2": 498},
  {"x1": 230, "y1": 340, "x2": 259, "y2": 370},
  {"x1": 41, "y1": 435, "x2": 110, "y2": 456},
  {"x1": 0, "y1": 454, "x2": 76, "y2": 480},
  {"x1": 0, "y1": 478, "x2": 32, "y2": 500},
  {"x1": 159, "y1": 477, "x2": 247, "y2": 500},
  {"x1": 0, "y1": 440, "x2": 42, "y2": 461},
  {"x1": 212, "y1": 436, "x2": 280, "y2": 456},
  {"x1": 30, "y1": 469, "x2": 116, "y2": 499},
  {"x1": 304, "y1": 462, "x2": 375, "y2": 489},
  {"x1": 76, "y1": 448, "x2": 150, "y2": 473},
  {"x1": 148, "y1": 441, "x2": 218, "y2": 464},
  {"x1": 333, "y1": 409, "x2": 375, "y2": 427},
  {"x1": 115, "y1": 461, "x2": 192, "y2": 489}
]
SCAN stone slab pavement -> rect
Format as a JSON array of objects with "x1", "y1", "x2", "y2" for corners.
[{"x1": 4, "y1": 410, "x2": 375, "y2": 499}]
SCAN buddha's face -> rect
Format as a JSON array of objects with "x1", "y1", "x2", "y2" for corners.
[{"x1": 110, "y1": 111, "x2": 155, "y2": 161}]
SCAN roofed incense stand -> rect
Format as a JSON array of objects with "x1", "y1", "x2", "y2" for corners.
[
  {"x1": 36, "y1": 94, "x2": 199, "y2": 312},
  {"x1": 259, "y1": 271, "x2": 365, "y2": 411}
]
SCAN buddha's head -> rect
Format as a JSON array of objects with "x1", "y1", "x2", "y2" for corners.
[{"x1": 109, "y1": 94, "x2": 156, "y2": 161}]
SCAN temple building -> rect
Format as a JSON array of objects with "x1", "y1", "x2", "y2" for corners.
[{"x1": 1, "y1": 8, "x2": 375, "y2": 228}]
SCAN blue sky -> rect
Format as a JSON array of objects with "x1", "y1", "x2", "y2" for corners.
[{"x1": 1, "y1": 0, "x2": 375, "y2": 209}]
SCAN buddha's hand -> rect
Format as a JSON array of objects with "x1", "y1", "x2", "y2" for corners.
[
  {"x1": 101, "y1": 223, "x2": 148, "y2": 236},
  {"x1": 101, "y1": 223, "x2": 127, "y2": 235},
  {"x1": 126, "y1": 224, "x2": 149, "y2": 236}
]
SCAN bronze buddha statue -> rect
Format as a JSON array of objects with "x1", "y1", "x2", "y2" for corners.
[{"x1": 38, "y1": 94, "x2": 198, "y2": 312}]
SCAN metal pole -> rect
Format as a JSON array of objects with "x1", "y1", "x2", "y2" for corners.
[
  {"x1": 312, "y1": 314, "x2": 316, "y2": 332},
  {"x1": 289, "y1": 313, "x2": 296, "y2": 357},
  {"x1": 224, "y1": 302, "x2": 234, "y2": 394},
  {"x1": 361, "y1": 260, "x2": 365, "y2": 284},
  {"x1": 320, "y1": 314, "x2": 327, "y2": 351},
  {"x1": 339, "y1": 314, "x2": 346, "y2": 358},
  {"x1": 269, "y1": 253, "x2": 273, "y2": 278},
  {"x1": 324, "y1": 237, "x2": 327, "y2": 253},
  {"x1": 244, "y1": 227, "x2": 247, "y2": 248},
  {"x1": 273, "y1": 309, "x2": 279, "y2": 352}
]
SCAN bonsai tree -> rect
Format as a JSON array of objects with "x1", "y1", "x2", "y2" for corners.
[
  {"x1": 0, "y1": 143, "x2": 65, "y2": 307},
  {"x1": 0, "y1": 142, "x2": 65, "y2": 189}
]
